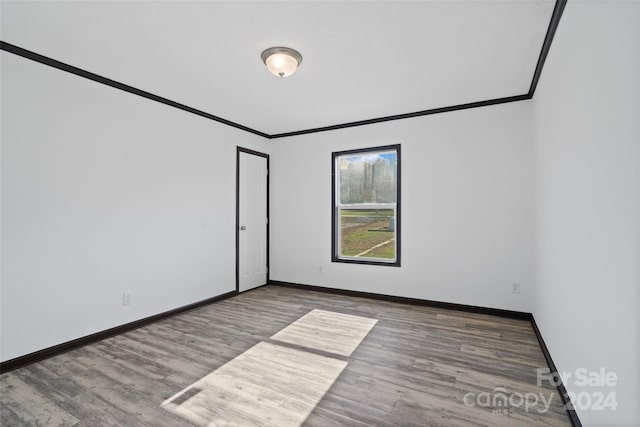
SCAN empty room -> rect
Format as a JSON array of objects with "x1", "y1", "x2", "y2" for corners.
[{"x1": 1, "y1": 1, "x2": 638, "y2": 426}]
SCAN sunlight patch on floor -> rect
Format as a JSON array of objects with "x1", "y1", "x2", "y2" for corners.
[
  {"x1": 271, "y1": 309, "x2": 378, "y2": 357},
  {"x1": 161, "y1": 309, "x2": 377, "y2": 426}
]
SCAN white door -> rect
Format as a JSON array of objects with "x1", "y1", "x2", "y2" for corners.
[{"x1": 238, "y1": 150, "x2": 268, "y2": 292}]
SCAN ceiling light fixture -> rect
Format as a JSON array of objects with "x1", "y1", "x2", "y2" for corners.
[{"x1": 261, "y1": 47, "x2": 303, "y2": 78}]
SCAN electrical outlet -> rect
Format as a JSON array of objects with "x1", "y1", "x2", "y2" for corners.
[
  {"x1": 122, "y1": 292, "x2": 132, "y2": 306},
  {"x1": 512, "y1": 282, "x2": 521, "y2": 294}
]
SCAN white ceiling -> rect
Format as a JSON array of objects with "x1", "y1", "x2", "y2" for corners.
[{"x1": 1, "y1": 1, "x2": 555, "y2": 136}]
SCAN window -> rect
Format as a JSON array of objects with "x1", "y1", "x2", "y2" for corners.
[{"x1": 332, "y1": 145, "x2": 400, "y2": 266}]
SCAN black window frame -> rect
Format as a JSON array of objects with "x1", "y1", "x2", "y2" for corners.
[{"x1": 331, "y1": 144, "x2": 401, "y2": 267}]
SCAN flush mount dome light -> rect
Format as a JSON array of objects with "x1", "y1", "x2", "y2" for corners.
[{"x1": 261, "y1": 47, "x2": 302, "y2": 78}]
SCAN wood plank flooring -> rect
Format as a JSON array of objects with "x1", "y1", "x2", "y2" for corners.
[{"x1": 0, "y1": 285, "x2": 571, "y2": 426}]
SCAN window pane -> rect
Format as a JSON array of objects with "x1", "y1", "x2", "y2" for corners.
[
  {"x1": 340, "y1": 208, "x2": 395, "y2": 260},
  {"x1": 339, "y1": 151, "x2": 397, "y2": 204},
  {"x1": 333, "y1": 145, "x2": 400, "y2": 266}
]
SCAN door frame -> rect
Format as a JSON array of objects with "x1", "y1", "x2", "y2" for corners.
[{"x1": 236, "y1": 146, "x2": 270, "y2": 292}]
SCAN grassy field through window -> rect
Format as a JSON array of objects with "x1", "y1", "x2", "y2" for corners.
[{"x1": 340, "y1": 209, "x2": 395, "y2": 259}]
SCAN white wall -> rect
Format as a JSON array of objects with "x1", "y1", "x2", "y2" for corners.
[
  {"x1": 270, "y1": 101, "x2": 535, "y2": 312},
  {"x1": 532, "y1": 1, "x2": 640, "y2": 425},
  {"x1": 0, "y1": 52, "x2": 268, "y2": 362}
]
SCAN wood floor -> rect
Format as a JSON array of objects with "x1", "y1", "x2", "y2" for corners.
[{"x1": 0, "y1": 285, "x2": 571, "y2": 426}]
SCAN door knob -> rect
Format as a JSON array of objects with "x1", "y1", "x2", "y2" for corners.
[{"x1": 240, "y1": 225, "x2": 247, "y2": 230}]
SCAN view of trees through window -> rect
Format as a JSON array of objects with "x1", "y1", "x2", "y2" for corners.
[
  {"x1": 339, "y1": 153, "x2": 397, "y2": 204},
  {"x1": 333, "y1": 146, "x2": 399, "y2": 265}
]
